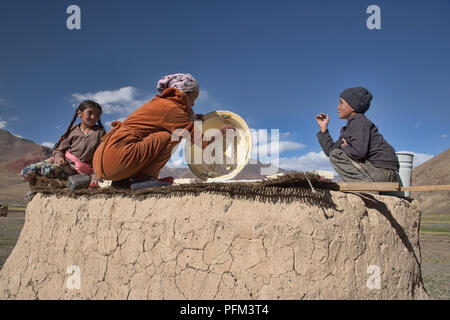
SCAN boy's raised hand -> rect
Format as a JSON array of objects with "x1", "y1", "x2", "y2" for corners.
[{"x1": 316, "y1": 113, "x2": 329, "y2": 132}]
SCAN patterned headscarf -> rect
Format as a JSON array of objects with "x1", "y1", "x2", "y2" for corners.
[{"x1": 157, "y1": 73, "x2": 200, "y2": 94}]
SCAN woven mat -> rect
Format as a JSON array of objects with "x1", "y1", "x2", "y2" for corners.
[{"x1": 30, "y1": 172, "x2": 340, "y2": 208}]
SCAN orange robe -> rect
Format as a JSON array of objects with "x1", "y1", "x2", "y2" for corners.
[{"x1": 93, "y1": 88, "x2": 200, "y2": 181}]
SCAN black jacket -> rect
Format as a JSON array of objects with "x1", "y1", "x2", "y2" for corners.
[{"x1": 317, "y1": 113, "x2": 399, "y2": 171}]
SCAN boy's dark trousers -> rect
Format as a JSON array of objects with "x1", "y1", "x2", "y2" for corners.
[{"x1": 329, "y1": 148, "x2": 400, "y2": 183}]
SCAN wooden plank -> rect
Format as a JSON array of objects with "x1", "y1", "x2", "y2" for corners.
[
  {"x1": 337, "y1": 182, "x2": 400, "y2": 191},
  {"x1": 401, "y1": 185, "x2": 450, "y2": 191},
  {"x1": 0, "y1": 203, "x2": 7, "y2": 217},
  {"x1": 335, "y1": 182, "x2": 450, "y2": 192}
]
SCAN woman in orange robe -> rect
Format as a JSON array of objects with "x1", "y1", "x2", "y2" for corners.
[{"x1": 93, "y1": 73, "x2": 229, "y2": 186}]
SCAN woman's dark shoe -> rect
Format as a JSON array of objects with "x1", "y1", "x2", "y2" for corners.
[
  {"x1": 130, "y1": 179, "x2": 171, "y2": 191},
  {"x1": 111, "y1": 178, "x2": 132, "y2": 189}
]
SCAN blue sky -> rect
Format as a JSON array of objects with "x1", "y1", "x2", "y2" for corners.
[{"x1": 0, "y1": 0, "x2": 449, "y2": 172}]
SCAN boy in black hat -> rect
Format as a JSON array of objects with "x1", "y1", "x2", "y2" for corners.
[{"x1": 316, "y1": 87, "x2": 400, "y2": 182}]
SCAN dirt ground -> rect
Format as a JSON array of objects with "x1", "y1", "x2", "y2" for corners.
[
  {"x1": 0, "y1": 206, "x2": 449, "y2": 300},
  {"x1": 419, "y1": 209, "x2": 450, "y2": 300},
  {"x1": 0, "y1": 208, "x2": 26, "y2": 271}
]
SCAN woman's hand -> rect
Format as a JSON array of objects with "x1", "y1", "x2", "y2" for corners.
[
  {"x1": 316, "y1": 113, "x2": 329, "y2": 132},
  {"x1": 202, "y1": 124, "x2": 236, "y2": 149},
  {"x1": 219, "y1": 124, "x2": 235, "y2": 135}
]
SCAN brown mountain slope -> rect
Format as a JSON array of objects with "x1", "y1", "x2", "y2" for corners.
[
  {"x1": 0, "y1": 130, "x2": 51, "y2": 164},
  {"x1": 0, "y1": 129, "x2": 52, "y2": 205},
  {"x1": 411, "y1": 148, "x2": 450, "y2": 214}
]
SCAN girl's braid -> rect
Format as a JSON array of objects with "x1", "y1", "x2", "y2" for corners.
[
  {"x1": 97, "y1": 119, "x2": 105, "y2": 131},
  {"x1": 53, "y1": 111, "x2": 78, "y2": 150}
]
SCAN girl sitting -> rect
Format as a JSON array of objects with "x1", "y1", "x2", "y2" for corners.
[{"x1": 21, "y1": 100, "x2": 106, "y2": 189}]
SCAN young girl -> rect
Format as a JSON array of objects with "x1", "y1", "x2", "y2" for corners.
[{"x1": 21, "y1": 100, "x2": 106, "y2": 189}]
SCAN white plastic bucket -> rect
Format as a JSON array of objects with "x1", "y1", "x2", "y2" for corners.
[{"x1": 396, "y1": 152, "x2": 414, "y2": 197}]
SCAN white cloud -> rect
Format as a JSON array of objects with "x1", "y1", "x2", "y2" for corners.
[
  {"x1": 0, "y1": 118, "x2": 22, "y2": 138},
  {"x1": 196, "y1": 90, "x2": 212, "y2": 104},
  {"x1": 41, "y1": 142, "x2": 55, "y2": 148},
  {"x1": 440, "y1": 134, "x2": 448, "y2": 138},
  {"x1": 166, "y1": 139, "x2": 188, "y2": 168},
  {"x1": 256, "y1": 140, "x2": 306, "y2": 154},
  {"x1": 280, "y1": 132, "x2": 292, "y2": 138},
  {"x1": 72, "y1": 87, "x2": 218, "y2": 119},
  {"x1": 396, "y1": 151, "x2": 434, "y2": 168},
  {"x1": 279, "y1": 151, "x2": 334, "y2": 172},
  {"x1": 72, "y1": 86, "x2": 151, "y2": 115},
  {"x1": 56, "y1": 125, "x2": 62, "y2": 129},
  {"x1": 279, "y1": 141, "x2": 305, "y2": 152},
  {"x1": 194, "y1": 89, "x2": 221, "y2": 114},
  {"x1": 414, "y1": 123, "x2": 422, "y2": 128},
  {"x1": 166, "y1": 158, "x2": 188, "y2": 168},
  {"x1": 73, "y1": 86, "x2": 135, "y2": 105},
  {"x1": 280, "y1": 150, "x2": 435, "y2": 173},
  {"x1": 251, "y1": 130, "x2": 306, "y2": 164},
  {"x1": 9, "y1": 117, "x2": 19, "y2": 121},
  {"x1": 105, "y1": 117, "x2": 126, "y2": 129},
  {"x1": 412, "y1": 153, "x2": 434, "y2": 167},
  {"x1": 0, "y1": 98, "x2": 6, "y2": 107}
]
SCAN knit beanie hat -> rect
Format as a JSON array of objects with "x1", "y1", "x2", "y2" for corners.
[{"x1": 340, "y1": 87, "x2": 373, "y2": 114}]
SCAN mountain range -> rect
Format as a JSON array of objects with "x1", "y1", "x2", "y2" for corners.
[
  {"x1": 0, "y1": 130, "x2": 52, "y2": 205},
  {"x1": 411, "y1": 148, "x2": 450, "y2": 214}
]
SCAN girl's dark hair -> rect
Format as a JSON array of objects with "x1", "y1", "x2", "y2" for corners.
[{"x1": 53, "y1": 100, "x2": 104, "y2": 150}]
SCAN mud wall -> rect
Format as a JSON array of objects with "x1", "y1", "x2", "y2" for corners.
[{"x1": 0, "y1": 191, "x2": 428, "y2": 299}]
